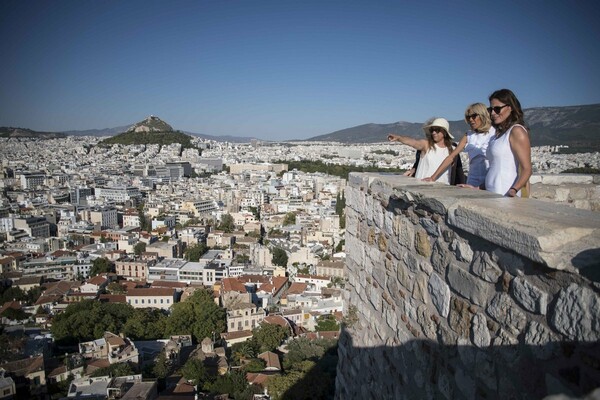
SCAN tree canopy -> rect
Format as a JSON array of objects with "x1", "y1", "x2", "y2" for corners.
[
  {"x1": 217, "y1": 213, "x2": 235, "y2": 233},
  {"x1": 89, "y1": 257, "x2": 114, "y2": 277},
  {"x1": 184, "y1": 243, "x2": 209, "y2": 262},
  {"x1": 272, "y1": 247, "x2": 288, "y2": 267},
  {"x1": 165, "y1": 288, "x2": 226, "y2": 342},
  {"x1": 253, "y1": 323, "x2": 288, "y2": 353}
]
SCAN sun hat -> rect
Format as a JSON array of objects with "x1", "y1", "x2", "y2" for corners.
[{"x1": 422, "y1": 117, "x2": 454, "y2": 139}]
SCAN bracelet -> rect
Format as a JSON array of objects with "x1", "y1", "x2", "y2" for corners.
[{"x1": 509, "y1": 187, "x2": 519, "y2": 193}]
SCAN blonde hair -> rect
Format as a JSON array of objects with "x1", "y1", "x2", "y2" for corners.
[{"x1": 465, "y1": 103, "x2": 492, "y2": 133}]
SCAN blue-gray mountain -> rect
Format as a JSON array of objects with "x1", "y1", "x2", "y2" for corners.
[{"x1": 308, "y1": 104, "x2": 600, "y2": 151}]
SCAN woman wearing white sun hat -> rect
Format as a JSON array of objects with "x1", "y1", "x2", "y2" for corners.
[{"x1": 387, "y1": 117, "x2": 456, "y2": 185}]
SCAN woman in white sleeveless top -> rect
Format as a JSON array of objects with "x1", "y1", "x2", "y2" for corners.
[
  {"x1": 482, "y1": 89, "x2": 532, "y2": 197},
  {"x1": 422, "y1": 103, "x2": 494, "y2": 187},
  {"x1": 387, "y1": 117, "x2": 454, "y2": 185}
]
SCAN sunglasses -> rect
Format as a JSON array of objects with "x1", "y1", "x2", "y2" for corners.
[
  {"x1": 465, "y1": 113, "x2": 478, "y2": 120},
  {"x1": 429, "y1": 127, "x2": 445, "y2": 134},
  {"x1": 487, "y1": 104, "x2": 509, "y2": 114}
]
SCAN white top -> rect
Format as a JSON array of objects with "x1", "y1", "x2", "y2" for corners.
[
  {"x1": 485, "y1": 124, "x2": 523, "y2": 196},
  {"x1": 415, "y1": 144, "x2": 451, "y2": 184},
  {"x1": 464, "y1": 127, "x2": 495, "y2": 187}
]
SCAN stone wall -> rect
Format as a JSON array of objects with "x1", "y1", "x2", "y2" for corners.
[
  {"x1": 336, "y1": 173, "x2": 600, "y2": 400},
  {"x1": 530, "y1": 174, "x2": 600, "y2": 212}
]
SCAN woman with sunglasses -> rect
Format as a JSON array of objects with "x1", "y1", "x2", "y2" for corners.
[
  {"x1": 483, "y1": 89, "x2": 532, "y2": 197},
  {"x1": 388, "y1": 117, "x2": 455, "y2": 184},
  {"x1": 422, "y1": 103, "x2": 494, "y2": 187}
]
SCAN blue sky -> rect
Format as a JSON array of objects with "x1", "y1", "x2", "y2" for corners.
[{"x1": 1, "y1": 0, "x2": 599, "y2": 140}]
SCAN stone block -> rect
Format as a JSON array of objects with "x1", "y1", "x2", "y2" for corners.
[
  {"x1": 486, "y1": 292, "x2": 526, "y2": 336},
  {"x1": 431, "y1": 238, "x2": 451, "y2": 275},
  {"x1": 415, "y1": 228, "x2": 432, "y2": 258},
  {"x1": 471, "y1": 313, "x2": 491, "y2": 348},
  {"x1": 451, "y1": 238, "x2": 474, "y2": 263},
  {"x1": 470, "y1": 251, "x2": 502, "y2": 283},
  {"x1": 447, "y1": 263, "x2": 490, "y2": 307},
  {"x1": 541, "y1": 174, "x2": 594, "y2": 185},
  {"x1": 420, "y1": 218, "x2": 440, "y2": 237},
  {"x1": 447, "y1": 197, "x2": 600, "y2": 271},
  {"x1": 510, "y1": 276, "x2": 548, "y2": 315},
  {"x1": 550, "y1": 283, "x2": 600, "y2": 341},
  {"x1": 448, "y1": 297, "x2": 472, "y2": 338},
  {"x1": 412, "y1": 274, "x2": 429, "y2": 304},
  {"x1": 428, "y1": 272, "x2": 450, "y2": 318},
  {"x1": 524, "y1": 321, "x2": 559, "y2": 360}
]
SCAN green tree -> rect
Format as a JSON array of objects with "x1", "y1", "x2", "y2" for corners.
[
  {"x1": 336, "y1": 191, "x2": 346, "y2": 229},
  {"x1": 243, "y1": 358, "x2": 266, "y2": 373},
  {"x1": 181, "y1": 358, "x2": 208, "y2": 387},
  {"x1": 218, "y1": 214, "x2": 235, "y2": 233},
  {"x1": 152, "y1": 352, "x2": 171, "y2": 379},
  {"x1": 133, "y1": 242, "x2": 146, "y2": 256},
  {"x1": 0, "y1": 286, "x2": 25, "y2": 304},
  {"x1": 107, "y1": 282, "x2": 125, "y2": 294},
  {"x1": 50, "y1": 300, "x2": 135, "y2": 345},
  {"x1": 205, "y1": 370, "x2": 260, "y2": 399},
  {"x1": 283, "y1": 212, "x2": 296, "y2": 226},
  {"x1": 184, "y1": 243, "x2": 209, "y2": 262},
  {"x1": 89, "y1": 257, "x2": 114, "y2": 277},
  {"x1": 335, "y1": 239, "x2": 345, "y2": 253},
  {"x1": 123, "y1": 308, "x2": 167, "y2": 340},
  {"x1": 271, "y1": 247, "x2": 288, "y2": 267},
  {"x1": 230, "y1": 339, "x2": 260, "y2": 365},
  {"x1": 315, "y1": 315, "x2": 340, "y2": 332},
  {"x1": 165, "y1": 288, "x2": 226, "y2": 342},
  {"x1": 253, "y1": 323, "x2": 288, "y2": 353}
]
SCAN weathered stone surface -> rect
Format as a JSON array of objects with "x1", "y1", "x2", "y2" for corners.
[
  {"x1": 524, "y1": 321, "x2": 559, "y2": 360},
  {"x1": 428, "y1": 272, "x2": 450, "y2": 318},
  {"x1": 487, "y1": 293, "x2": 527, "y2": 336},
  {"x1": 455, "y1": 368, "x2": 476, "y2": 399},
  {"x1": 417, "y1": 304, "x2": 437, "y2": 340},
  {"x1": 475, "y1": 350, "x2": 497, "y2": 391},
  {"x1": 470, "y1": 251, "x2": 502, "y2": 283},
  {"x1": 452, "y1": 238, "x2": 474, "y2": 263},
  {"x1": 397, "y1": 215, "x2": 415, "y2": 250},
  {"x1": 471, "y1": 313, "x2": 491, "y2": 348},
  {"x1": 551, "y1": 283, "x2": 600, "y2": 341},
  {"x1": 448, "y1": 197, "x2": 600, "y2": 271},
  {"x1": 437, "y1": 370, "x2": 453, "y2": 400},
  {"x1": 412, "y1": 274, "x2": 429, "y2": 304},
  {"x1": 415, "y1": 228, "x2": 432, "y2": 258},
  {"x1": 431, "y1": 238, "x2": 451, "y2": 275},
  {"x1": 449, "y1": 297, "x2": 472, "y2": 338},
  {"x1": 447, "y1": 263, "x2": 490, "y2": 307},
  {"x1": 397, "y1": 262, "x2": 414, "y2": 291},
  {"x1": 511, "y1": 276, "x2": 548, "y2": 315},
  {"x1": 420, "y1": 218, "x2": 440, "y2": 237}
]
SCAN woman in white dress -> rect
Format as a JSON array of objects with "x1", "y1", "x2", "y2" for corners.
[
  {"x1": 387, "y1": 117, "x2": 455, "y2": 185},
  {"x1": 459, "y1": 90, "x2": 532, "y2": 197},
  {"x1": 422, "y1": 103, "x2": 494, "y2": 187},
  {"x1": 484, "y1": 89, "x2": 532, "y2": 197}
]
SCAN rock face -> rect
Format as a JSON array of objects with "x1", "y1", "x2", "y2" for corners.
[
  {"x1": 336, "y1": 173, "x2": 600, "y2": 400},
  {"x1": 127, "y1": 116, "x2": 174, "y2": 133}
]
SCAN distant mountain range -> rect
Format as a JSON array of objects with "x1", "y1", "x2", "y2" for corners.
[
  {"x1": 307, "y1": 104, "x2": 600, "y2": 151},
  {"x1": 2, "y1": 104, "x2": 599, "y2": 150}
]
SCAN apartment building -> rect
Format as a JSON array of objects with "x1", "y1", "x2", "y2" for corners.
[
  {"x1": 126, "y1": 287, "x2": 176, "y2": 310},
  {"x1": 226, "y1": 302, "x2": 266, "y2": 332},
  {"x1": 115, "y1": 258, "x2": 155, "y2": 281}
]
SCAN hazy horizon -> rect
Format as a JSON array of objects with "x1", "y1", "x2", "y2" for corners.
[{"x1": 1, "y1": 0, "x2": 599, "y2": 141}]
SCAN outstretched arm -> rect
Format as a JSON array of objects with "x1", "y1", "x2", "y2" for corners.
[
  {"x1": 507, "y1": 126, "x2": 532, "y2": 197},
  {"x1": 422, "y1": 134, "x2": 468, "y2": 182},
  {"x1": 387, "y1": 134, "x2": 429, "y2": 152}
]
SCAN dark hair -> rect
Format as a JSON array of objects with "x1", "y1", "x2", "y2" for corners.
[{"x1": 489, "y1": 89, "x2": 527, "y2": 133}]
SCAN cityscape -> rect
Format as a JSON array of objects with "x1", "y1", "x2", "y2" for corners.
[{"x1": 1, "y1": 114, "x2": 599, "y2": 400}]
